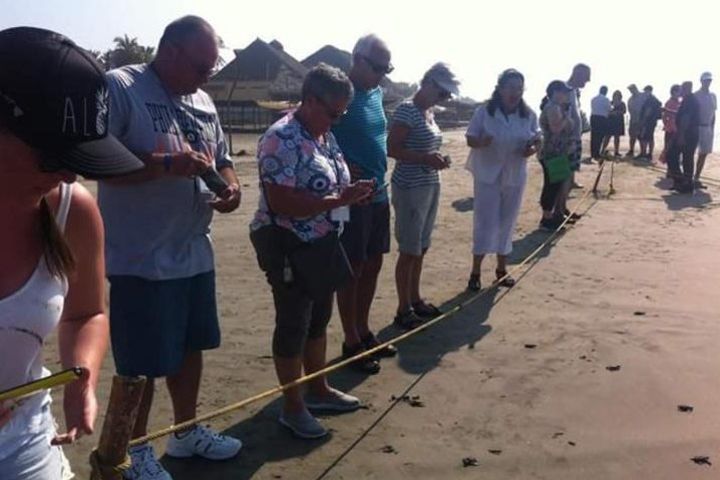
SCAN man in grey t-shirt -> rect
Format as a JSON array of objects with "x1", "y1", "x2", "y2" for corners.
[
  {"x1": 98, "y1": 16, "x2": 241, "y2": 480},
  {"x1": 695, "y1": 71, "x2": 717, "y2": 185}
]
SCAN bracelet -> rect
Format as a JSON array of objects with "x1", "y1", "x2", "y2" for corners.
[{"x1": 162, "y1": 154, "x2": 172, "y2": 172}]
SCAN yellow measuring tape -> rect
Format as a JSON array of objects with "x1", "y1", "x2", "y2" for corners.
[
  {"x1": 128, "y1": 173, "x2": 606, "y2": 447},
  {"x1": 0, "y1": 367, "x2": 85, "y2": 404}
]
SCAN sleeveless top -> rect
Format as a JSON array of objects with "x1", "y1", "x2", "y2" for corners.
[{"x1": 0, "y1": 182, "x2": 73, "y2": 460}]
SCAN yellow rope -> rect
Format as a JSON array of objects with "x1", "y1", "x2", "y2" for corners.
[
  {"x1": 127, "y1": 177, "x2": 601, "y2": 447},
  {"x1": 89, "y1": 449, "x2": 131, "y2": 479}
]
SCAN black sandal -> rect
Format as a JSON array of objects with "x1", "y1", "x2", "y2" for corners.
[
  {"x1": 362, "y1": 332, "x2": 397, "y2": 358},
  {"x1": 467, "y1": 274, "x2": 481, "y2": 292},
  {"x1": 393, "y1": 310, "x2": 424, "y2": 330},
  {"x1": 411, "y1": 301, "x2": 441, "y2": 318},
  {"x1": 342, "y1": 342, "x2": 380, "y2": 375},
  {"x1": 495, "y1": 269, "x2": 516, "y2": 288}
]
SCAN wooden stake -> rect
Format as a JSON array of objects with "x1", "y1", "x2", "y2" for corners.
[{"x1": 90, "y1": 375, "x2": 146, "y2": 480}]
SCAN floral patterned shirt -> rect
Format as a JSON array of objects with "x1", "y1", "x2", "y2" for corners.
[{"x1": 250, "y1": 112, "x2": 350, "y2": 242}]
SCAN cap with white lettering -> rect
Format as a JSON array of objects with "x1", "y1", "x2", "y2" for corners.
[{"x1": 0, "y1": 27, "x2": 143, "y2": 178}]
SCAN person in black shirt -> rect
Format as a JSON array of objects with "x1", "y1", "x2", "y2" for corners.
[{"x1": 668, "y1": 81, "x2": 700, "y2": 192}]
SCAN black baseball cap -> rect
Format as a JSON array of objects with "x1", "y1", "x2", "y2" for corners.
[{"x1": 0, "y1": 27, "x2": 143, "y2": 179}]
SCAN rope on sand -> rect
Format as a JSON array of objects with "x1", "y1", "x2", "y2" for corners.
[{"x1": 125, "y1": 172, "x2": 605, "y2": 447}]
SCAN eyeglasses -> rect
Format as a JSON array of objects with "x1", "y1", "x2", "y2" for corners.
[{"x1": 360, "y1": 55, "x2": 394, "y2": 75}]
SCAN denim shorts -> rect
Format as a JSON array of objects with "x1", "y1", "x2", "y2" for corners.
[
  {"x1": 0, "y1": 408, "x2": 73, "y2": 480},
  {"x1": 109, "y1": 272, "x2": 221, "y2": 377}
]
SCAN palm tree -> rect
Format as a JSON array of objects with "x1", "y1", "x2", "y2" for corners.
[{"x1": 107, "y1": 34, "x2": 155, "y2": 68}]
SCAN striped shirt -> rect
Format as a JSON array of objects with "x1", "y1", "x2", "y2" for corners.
[
  {"x1": 390, "y1": 102, "x2": 443, "y2": 189},
  {"x1": 332, "y1": 87, "x2": 388, "y2": 203}
]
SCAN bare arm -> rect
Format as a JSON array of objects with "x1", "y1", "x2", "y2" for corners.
[
  {"x1": 102, "y1": 151, "x2": 212, "y2": 185},
  {"x1": 387, "y1": 123, "x2": 447, "y2": 169},
  {"x1": 210, "y1": 165, "x2": 242, "y2": 214},
  {"x1": 54, "y1": 184, "x2": 108, "y2": 445}
]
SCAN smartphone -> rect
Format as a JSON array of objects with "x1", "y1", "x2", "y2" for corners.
[
  {"x1": 200, "y1": 168, "x2": 229, "y2": 197},
  {"x1": 374, "y1": 181, "x2": 390, "y2": 192}
]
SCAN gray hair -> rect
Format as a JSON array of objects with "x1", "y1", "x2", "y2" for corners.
[
  {"x1": 301, "y1": 63, "x2": 354, "y2": 103},
  {"x1": 352, "y1": 34, "x2": 388, "y2": 58}
]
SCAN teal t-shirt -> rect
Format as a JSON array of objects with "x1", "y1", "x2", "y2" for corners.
[{"x1": 332, "y1": 86, "x2": 388, "y2": 202}]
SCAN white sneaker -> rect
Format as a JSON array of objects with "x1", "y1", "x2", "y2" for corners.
[
  {"x1": 165, "y1": 424, "x2": 242, "y2": 460},
  {"x1": 123, "y1": 444, "x2": 172, "y2": 480}
]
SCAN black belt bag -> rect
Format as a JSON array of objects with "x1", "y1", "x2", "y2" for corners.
[{"x1": 250, "y1": 225, "x2": 353, "y2": 300}]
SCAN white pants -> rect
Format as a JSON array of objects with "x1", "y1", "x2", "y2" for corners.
[{"x1": 472, "y1": 178, "x2": 525, "y2": 256}]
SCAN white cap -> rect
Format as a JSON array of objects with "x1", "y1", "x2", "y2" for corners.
[
  {"x1": 701, "y1": 71, "x2": 713, "y2": 81},
  {"x1": 423, "y1": 62, "x2": 460, "y2": 96}
]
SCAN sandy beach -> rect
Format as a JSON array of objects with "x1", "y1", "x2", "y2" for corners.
[{"x1": 50, "y1": 129, "x2": 720, "y2": 479}]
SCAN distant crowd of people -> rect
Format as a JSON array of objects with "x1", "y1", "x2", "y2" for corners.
[
  {"x1": 1, "y1": 14, "x2": 716, "y2": 480},
  {"x1": 588, "y1": 76, "x2": 716, "y2": 192}
]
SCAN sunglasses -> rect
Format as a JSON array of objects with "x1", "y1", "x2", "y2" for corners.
[
  {"x1": 174, "y1": 43, "x2": 219, "y2": 77},
  {"x1": 317, "y1": 97, "x2": 347, "y2": 123},
  {"x1": 433, "y1": 81, "x2": 452, "y2": 100},
  {"x1": 360, "y1": 55, "x2": 394, "y2": 75}
]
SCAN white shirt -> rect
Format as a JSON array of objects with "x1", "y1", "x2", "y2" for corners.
[
  {"x1": 465, "y1": 104, "x2": 540, "y2": 187},
  {"x1": 0, "y1": 183, "x2": 72, "y2": 461},
  {"x1": 568, "y1": 88, "x2": 583, "y2": 139},
  {"x1": 591, "y1": 94, "x2": 611, "y2": 117},
  {"x1": 694, "y1": 89, "x2": 717, "y2": 126}
]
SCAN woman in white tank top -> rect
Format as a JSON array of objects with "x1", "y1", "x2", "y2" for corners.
[{"x1": 0, "y1": 27, "x2": 143, "y2": 479}]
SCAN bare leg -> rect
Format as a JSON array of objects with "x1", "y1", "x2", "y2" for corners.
[
  {"x1": 409, "y1": 249, "x2": 428, "y2": 304},
  {"x1": 555, "y1": 176, "x2": 571, "y2": 214},
  {"x1": 471, "y1": 254, "x2": 484, "y2": 275},
  {"x1": 303, "y1": 335, "x2": 331, "y2": 397},
  {"x1": 395, "y1": 252, "x2": 418, "y2": 313},
  {"x1": 613, "y1": 135, "x2": 620, "y2": 155},
  {"x1": 166, "y1": 351, "x2": 202, "y2": 427},
  {"x1": 274, "y1": 355, "x2": 305, "y2": 414},
  {"x1": 696, "y1": 153, "x2": 708, "y2": 179},
  {"x1": 131, "y1": 378, "x2": 154, "y2": 439},
  {"x1": 355, "y1": 254, "x2": 383, "y2": 338},
  {"x1": 336, "y1": 262, "x2": 364, "y2": 347},
  {"x1": 496, "y1": 255, "x2": 507, "y2": 273}
]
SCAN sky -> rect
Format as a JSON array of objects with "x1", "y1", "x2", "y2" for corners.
[{"x1": 2, "y1": 0, "x2": 719, "y2": 111}]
